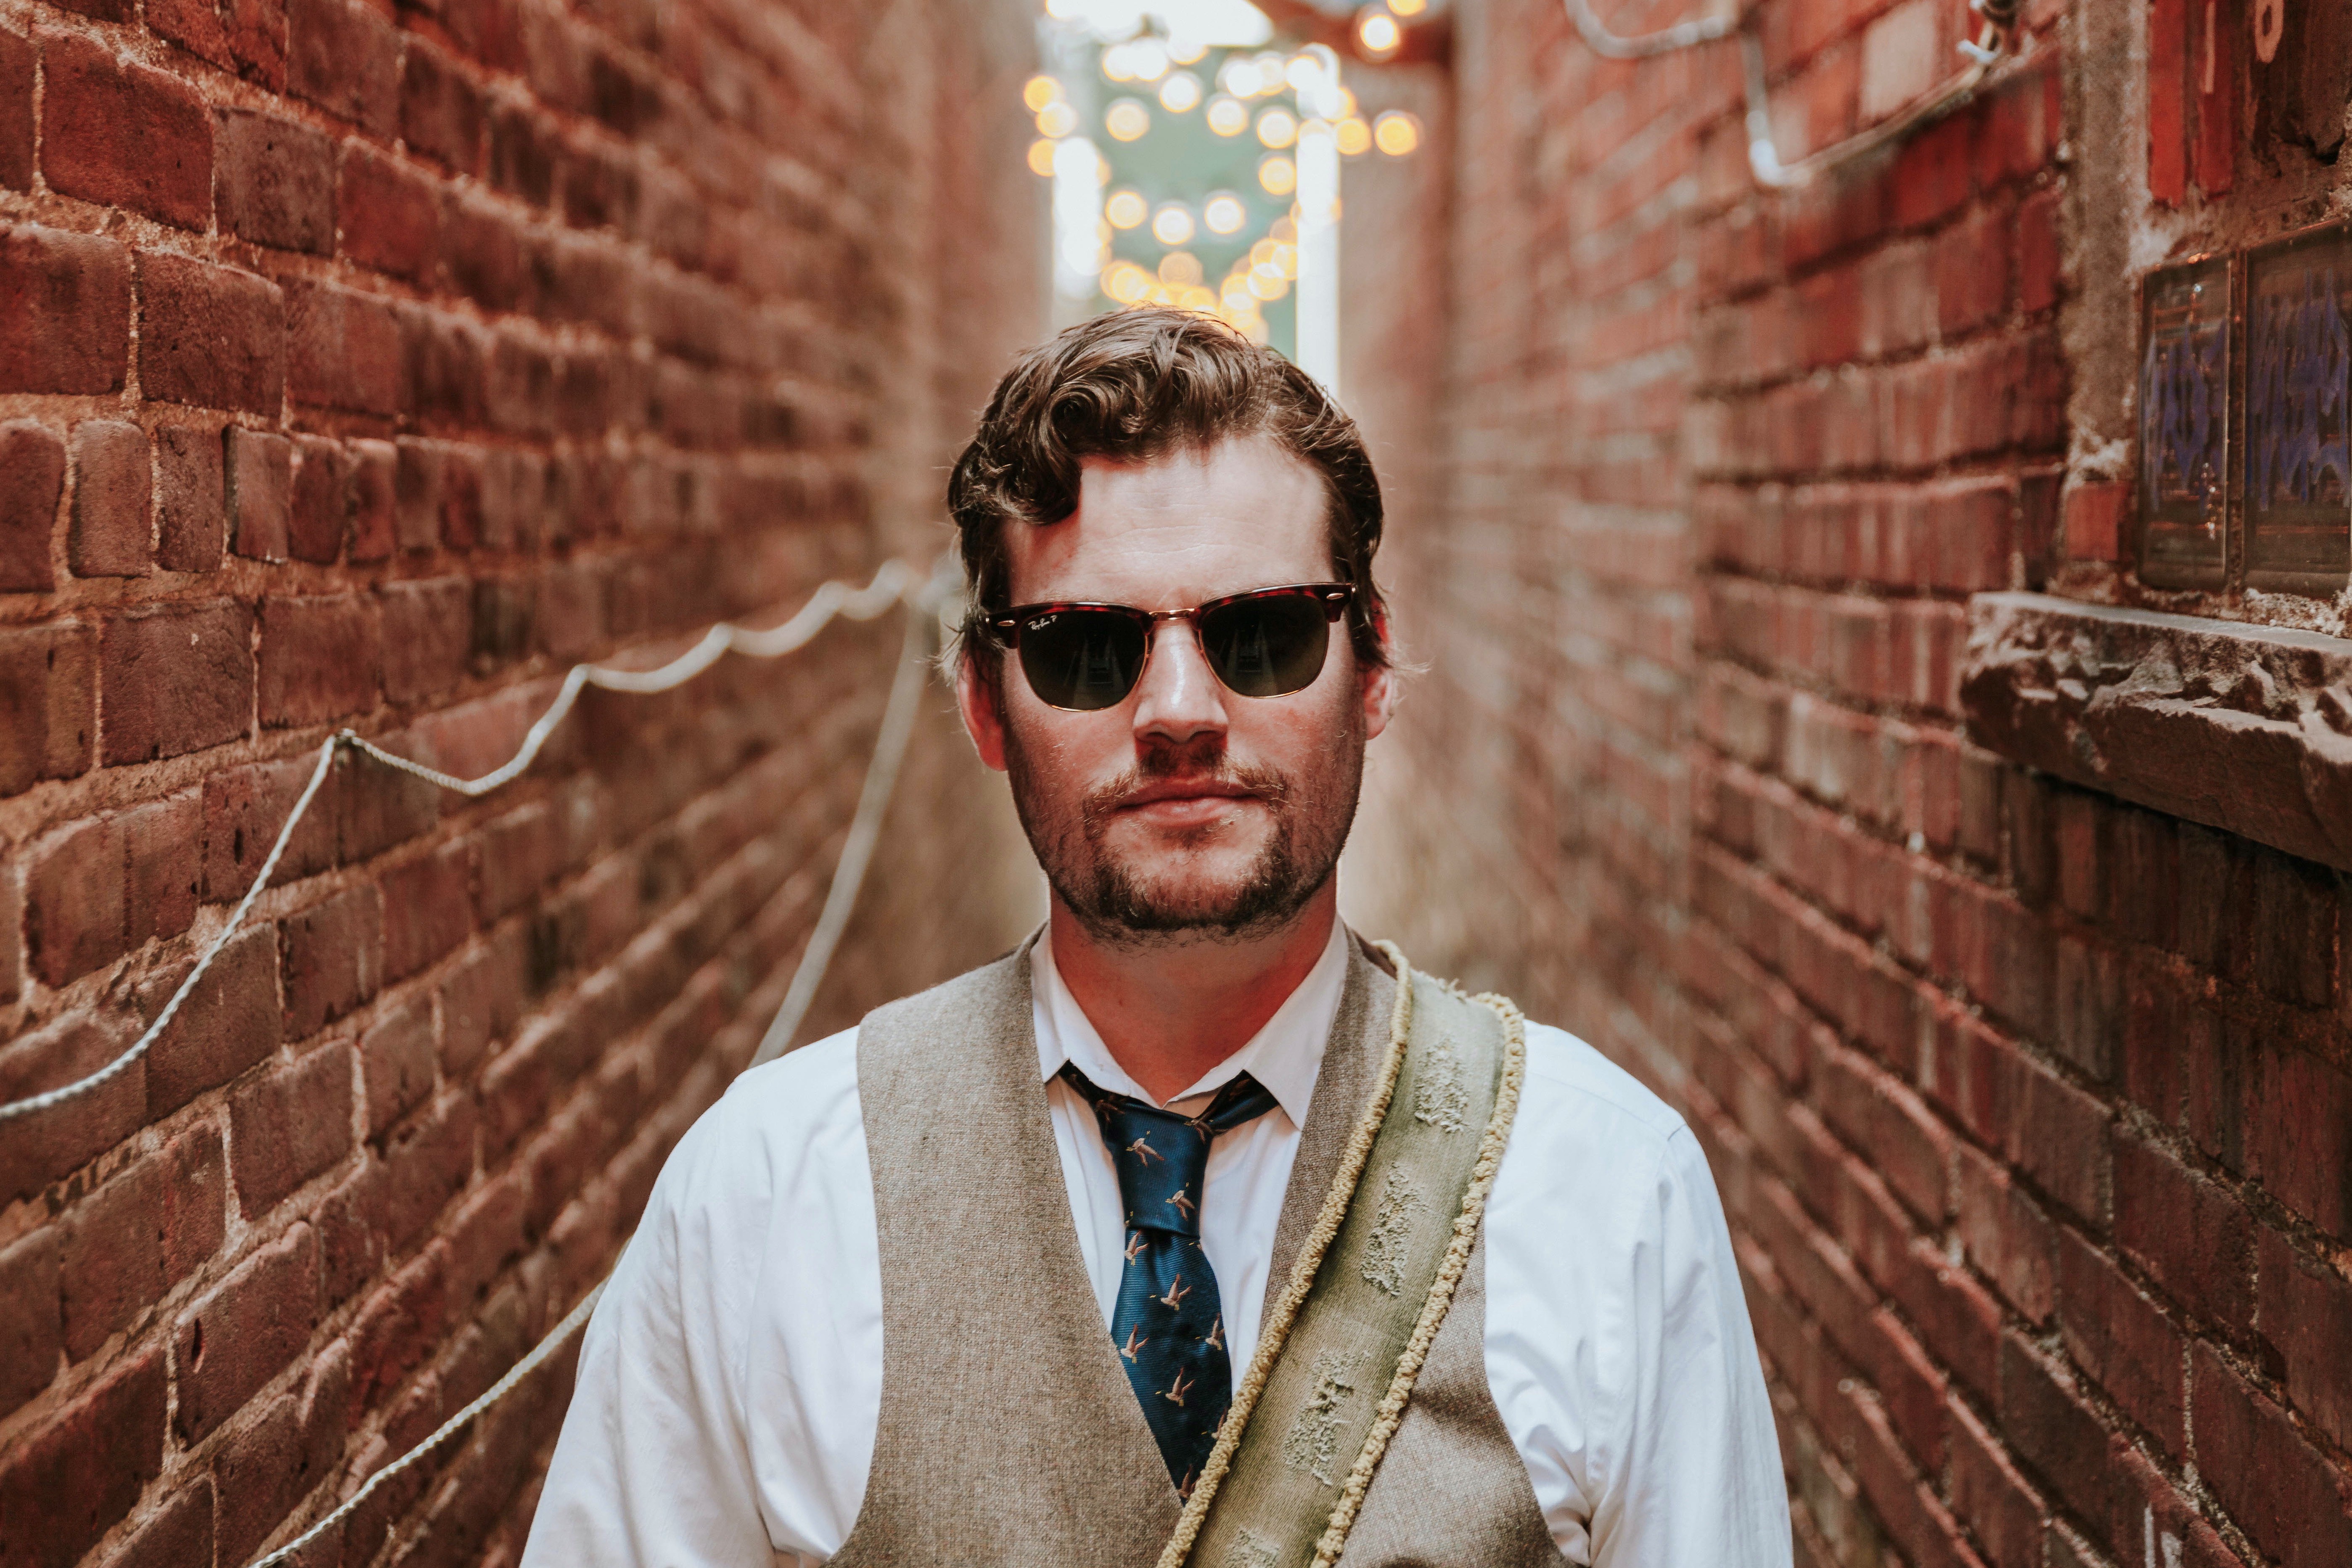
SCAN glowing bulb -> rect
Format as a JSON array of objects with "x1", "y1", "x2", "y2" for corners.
[
  {"x1": 1102, "y1": 262, "x2": 1151, "y2": 304},
  {"x1": 1336, "y1": 116, "x2": 1372, "y2": 156},
  {"x1": 1203, "y1": 193, "x2": 1247, "y2": 234},
  {"x1": 1254, "y1": 53, "x2": 1287, "y2": 93},
  {"x1": 1035, "y1": 100, "x2": 1078, "y2": 137},
  {"x1": 1105, "y1": 98, "x2": 1151, "y2": 141},
  {"x1": 1373, "y1": 109, "x2": 1420, "y2": 155},
  {"x1": 1024, "y1": 75, "x2": 1063, "y2": 111},
  {"x1": 1286, "y1": 54, "x2": 1323, "y2": 92},
  {"x1": 1102, "y1": 44, "x2": 1136, "y2": 82},
  {"x1": 1247, "y1": 265, "x2": 1288, "y2": 300},
  {"x1": 1256, "y1": 106, "x2": 1298, "y2": 148},
  {"x1": 1181, "y1": 285, "x2": 1217, "y2": 312},
  {"x1": 1158, "y1": 251, "x2": 1203, "y2": 285},
  {"x1": 1168, "y1": 36, "x2": 1208, "y2": 64},
  {"x1": 1027, "y1": 138, "x2": 1058, "y2": 176},
  {"x1": 1158, "y1": 70, "x2": 1202, "y2": 112},
  {"x1": 1129, "y1": 38, "x2": 1169, "y2": 81},
  {"x1": 1217, "y1": 57, "x2": 1259, "y2": 97},
  {"x1": 1205, "y1": 95, "x2": 1250, "y2": 135},
  {"x1": 1105, "y1": 188, "x2": 1148, "y2": 229},
  {"x1": 1271, "y1": 241, "x2": 1299, "y2": 279},
  {"x1": 1357, "y1": 10, "x2": 1401, "y2": 53},
  {"x1": 1151, "y1": 203, "x2": 1195, "y2": 246},
  {"x1": 1257, "y1": 154, "x2": 1296, "y2": 196},
  {"x1": 1390, "y1": 0, "x2": 1427, "y2": 12},
  {"x1": 1269, "y1": 215, "x2": 1298, "y2": 243}
]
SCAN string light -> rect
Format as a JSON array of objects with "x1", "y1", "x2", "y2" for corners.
[
  {"x1": 1105, "y1": 187, "x2": 1149, "y2": 228},
  {"x1": 1373, "y1": 109, "x2": 1421, "y2": 156},
  {"x1": 1105, "y1": 98, "x2": 1151, "y2": 140},
  {"x1": 1205, "y1": 94, "x2": 1250, "y2": 135},
  {"x1": 1203, "y1": 192, "x2": 1247, "y2": 234},
  {"x1": 1027, "y1": 138, "x2": 1058, "y2": 176},
  {"x1": 1036, "y1": 100, "x2": 1079, "y2": 137},
  {"x1": 1023, "y1": 75, "x2": 1063, "y2": 112},
  {"x1": 1151, "y1": 201, "x2": 1196, "y2": 245},
  {"x1": 1159, "y1": 70, "x2": 1203, "y2": 112},
  {"x1": 1256, "y1": 105, "x2": 1299, "y2": 148},
  {"x1": 1335, "y1": 116, "x2": 1371, "y2": 155},
  {"x1": 1257, "y1": 153, "x2": 1296, "y2": 195},
  {"x1": 1357, "y1": 9, "x2": 1402, "y2": 56}
]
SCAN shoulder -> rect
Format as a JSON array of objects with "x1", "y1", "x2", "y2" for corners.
[
  {"x1": 1513, "y1": 1017, "x2": 1690, "y2": 1152},
  {"x1": 1484, "y1": 1016, "x2": 1712, "y2": 1236},
  {"x1": 649, "y1": 1025, "x2": 868, "y2": 1232}
]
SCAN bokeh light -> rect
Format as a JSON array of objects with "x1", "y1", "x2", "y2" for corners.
[
  {"x1": 1158, "y1": 251, "x2": 1203, "y2": 285},
  {"x1": 1105, "y1": 98, "x2": 1151, "y2": 141},
  {"x1": 1023, "y1": 75, "x2": 1063, "y2": 112},
  {"x1": 1105, "y1": 187, "x2": 1148, "y2": 228},
  {"x1": 1217, "y1": 57, "x2": 1259, "y2": 97},
  {"x1": 1357, "y1": 10, "x2": 1401, "y2": 55},
  {"x1": 1256, "y1": 106, "x2": 1298, "y2": 148},
  {"x1": 1035, "y1": 100, "x2": 1078, "y2": 137},
  {"x1": 1336, "y1": 116, "x2": 1371, "y2": 155},
  {"x1": 1373, "y1": 109, "x2": 1421, "y2": 156},
  {"x1": 1389, "y1": 0, "x2": 1427, "y2": 12},
  {"x1": 1102, "y1": 259, "x2": 1152, "y2": 303},
  {"x1": 1027, "y1": 138, "x2": 1058, "y2": 176},
  {"x1": 1203, "y1": 192, "x2": 1247, "y2": 234},
  {"x1": 1205, "y1": 95, "x2": 1249, "y2": 136},
  {"x1": 1257, "y1": 154, "x2": 1296, "y2": 196},
  {"x1": 1158, "y1": 70, "x2": 1202, "y2": 113},
  {"x1": 1151, "y1": 202, "x2": 1196, "y2": 245}
]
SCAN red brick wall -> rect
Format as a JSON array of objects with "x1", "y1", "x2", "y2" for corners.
[
  {"x1": 1343, "y1": 3, "x2": 2352, "y2": 1565},
  {"x1": 0, "y1": 0, "x2": 1043, "y2": 1562}
]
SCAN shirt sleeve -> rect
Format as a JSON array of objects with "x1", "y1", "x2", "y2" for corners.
[
  {"x1": 519, "y1": 1103, "x2": 776, "y2": 1568},
  {"x1": 1588, "y1": 1124, "x2": 1791, "y2": 1568}
]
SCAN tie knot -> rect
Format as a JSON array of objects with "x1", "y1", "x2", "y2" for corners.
[{"x1": 1059, "y1": 1064, "x2": 1276, "y2": 1237}]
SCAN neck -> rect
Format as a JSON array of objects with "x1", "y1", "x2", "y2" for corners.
[{"x1": 1047, "y1": 888, "x2": 1339, "y2": 1103}]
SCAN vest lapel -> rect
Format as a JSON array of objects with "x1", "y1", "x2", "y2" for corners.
[
  {"x1": 836, "y1": 939, "x2": 1179, "y2": 1567},
  {"x1": 1259, "y1": 938, "x2": 1394, "y2": 1327}
]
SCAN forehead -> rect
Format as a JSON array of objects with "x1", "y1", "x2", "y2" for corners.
[{"x1": 1002, "y1": 433, "x2": 1333, "y2": 609}]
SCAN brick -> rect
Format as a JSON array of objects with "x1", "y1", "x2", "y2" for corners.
[
  {"x1": 350, "y1": 439, "x2": 397, "y2": 560},
  {"x1": 25, "y1": 814, "x2": 127, "y2": 987},
  {"x1": 381, "y1": 839, "x2": 474, "y2": 979},
  {"x1": 0, "y1": 27, "x2": 29, "y2": 190},
  {"x1": 287, "y1": 279, "x2": 407, "y2": 415},
  {"x1": 2247, "y1": 1043, "x2": 2352, "y2": 1240},
  {"x1": 404, "y1": 40, "x2": 484, "y2": 172},
  {"x1": 289, "y1": 0, "x2": 401, "y2": 135},
  {"x1": 437, "y1": 929, "x2": 524, "y2": 1073},
  {"x1": 2148, "y1": 0, "x2": 2187, "y2": 203},
  {"x1": 0, "y1": 620, "x2": 97, "y2": 795},
  {"x1": 59, "y1": 1124, "x2": 225, "y2": 1359},
  {"x1": 0, "y1": 226, "x2": 131, "y2": 395},
  {"x1": 0, "y1": 1014, "x2": 143, "y2": 1202},
  {"x1": 290, "y1": 435, "x2": 350, "y2": 563},
  {"x1": 335, "y1": 730, "x2": 442, "y2": 863},
  {"x1": 361, "y1": 993, "x2": 435, "y2": 1137},
  {"x1": 2055, "y1": 1227, "x2": 2186, "y2": 1455},
  {"x1": 155, "y1": 424, "x2": 228, "y2": 571},
  {"x1": 106, "y1": 1473, "x2": 213, "y2": 1568},
  {"x1": 229, "y1": 426, "x2": 294, "y2": 560},
  {"x1": 2113, "y1": 1129, "x2": 2254, "y2": 1331},
  {"x1": 471, "y1": 575, "x2": 537, "y2": 672},
  {"x1": 144, "y1": 923, "x2": 282, "y2": 1117},
  {"x1": 139, "y1": 251, "x2": 287, "y2": 416},
  {"x1": 339, "y1": 143, "x2": 441, "y2": 283},
  {"x1": 173, "y1": 1222, "x2": 320, "y2": 1442},
  {"x1": 259, "y1": 595, "x2": 383, "y2": 727},
  {"x1": 0, "y1": 1348, "x2": 165, "y2": 1568},
  {"x1": 212, "y1": 1343, "x2": 346, "y2": 1567},
  {"x1": 228, "y1": 1043, "x2": 353, "y2": 1216},
  {"x1": 40, "y1": 38, "x2": 214, "y2": 229},
  {"x1": 445, "y1": 195, "x2": 529, "y2": 313},
  {"x1": 66, "y1": 420, "x2": 152, "y2": 578},
  {"x1": 380, "y1": 576, "x2": 473, "y2": 703},
  {"x1": 0, "y1": 1230, "x2": 60, "y2": 1417},
  {"x1": 318, "y1": 1096, "x2": 473, "y2": 1297},
  {"x1": 280, "y1": 884, "x2": 382, "y2": 1036},
  {"x1": 0, "y1": 418, "x2": 64, "y2": 589},
  {"x1": 2255, "y1": 1226, "x2": 2352, "y2": 1454},
  {"x1": 2191, "y1": 1343, "x2": 2352, "y2": 1566},
  {"x1": 201, "y1": 752, "x2": 336, "y2": 902},
  {"x1": 149, "y1": 0, "x2": 287, "y2": 85},
  {"x1": 122, "y1": 789, "x2": 201, "y2": 948},
  {"x1": 348, "y1": 1245, "x2": 447, "y2": 1420},
  {"x1": 2062, "y1": 480, "x2": 2125, "y2": 562},
  {"x1": 217, "y1": 108, "x2": 336, "y2": 254}
]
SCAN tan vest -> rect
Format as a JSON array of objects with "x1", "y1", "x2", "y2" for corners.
[{"x1": 830, "y1": 937, "x2": 1567, "y2": 1568}]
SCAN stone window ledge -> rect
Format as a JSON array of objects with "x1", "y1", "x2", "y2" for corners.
[{"x1": 1961, "y1": 592, "x2": 2352, "y2": 874}]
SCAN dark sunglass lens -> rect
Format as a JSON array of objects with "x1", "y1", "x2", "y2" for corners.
[
  {"x1": 1200, "y1": 596, "x2": 1331, "y2": 698},
  {"x1": 1019, "y1": 610, "x2": 1147, "y2": 710}
]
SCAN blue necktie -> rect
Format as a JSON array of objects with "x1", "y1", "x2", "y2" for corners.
[{"x1": 1059, "y1": 1062, "x2": 1279, "y2": 1497}]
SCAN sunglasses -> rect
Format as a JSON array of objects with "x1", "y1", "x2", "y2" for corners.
[{"x1": 981, "y1": 582, "x2": 1355, "y2": 711}]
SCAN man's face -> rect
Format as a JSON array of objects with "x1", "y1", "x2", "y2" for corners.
[{"x1": 958, "y1": 434, "x2": 1394, "y2": 946}]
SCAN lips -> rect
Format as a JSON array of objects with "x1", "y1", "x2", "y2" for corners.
[{"x1": 1116, "y1": 778, "x2": 1259, "y2": 810}]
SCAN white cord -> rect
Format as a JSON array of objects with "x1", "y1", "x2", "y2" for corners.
[
  {"x1": 1561, "y1": 0, "x2": 2015, "y2": 189},
  {"x1": 0, "y1": 558, "x2": 931, "y2": 1123},
  {"x1": 241, "y1": 568, "x2": 945, "y2": 1568}
]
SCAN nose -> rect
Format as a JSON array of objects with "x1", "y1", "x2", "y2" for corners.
[{"x1": 1130, "y1": 618, "x2": 1228, "y2": 748}]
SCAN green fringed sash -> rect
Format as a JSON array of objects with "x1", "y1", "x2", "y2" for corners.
[{"x1": 1160, "y1": 944, "x2": 1527, "y2": 1568}]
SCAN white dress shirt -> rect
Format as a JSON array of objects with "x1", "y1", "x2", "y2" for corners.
[{"x1": 523, "y1": 923, "x2": 1792, "y2": 1567}]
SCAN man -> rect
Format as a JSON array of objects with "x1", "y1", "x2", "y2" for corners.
[{"x1": 523, "y1": 311, "x2": 1790, "y2": 1566}]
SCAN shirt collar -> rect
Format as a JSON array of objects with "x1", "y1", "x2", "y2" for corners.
[{"x1": 1031, "y1": 916, "x2": 1350, "y2": 1128}]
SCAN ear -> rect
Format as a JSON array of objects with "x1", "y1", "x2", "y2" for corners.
[
  {"x1": 956, "y1": 651, "x2": 1011, "y2": 772},
  {"x1": 1360, "y1": 658, "x2": 1397, "y2": 742}
]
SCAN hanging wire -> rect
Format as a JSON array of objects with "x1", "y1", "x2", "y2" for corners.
[
  {"x1": 0, "y1": 557, "x2": 933, "y2": 1124},
  {"x1": 243, "y1": 591, "x2": 943, "y2": 1568},
  {"x1": 1562, "y1": 0, "x2": 2022, "y2": 188}
]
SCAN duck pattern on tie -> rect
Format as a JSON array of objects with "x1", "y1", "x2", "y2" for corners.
[{"x1": 1059, "y1": 1062, "x2": 1279, "y2": 1497}]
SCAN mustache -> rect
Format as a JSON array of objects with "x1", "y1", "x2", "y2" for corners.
[{"x1": 1083, "y1": 735, "x2": 1293, "y2": 817}]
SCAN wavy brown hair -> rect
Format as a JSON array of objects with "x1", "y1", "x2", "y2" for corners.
[{"x1": 947, "y1": 309, "x2": 1388, "y2": 677}]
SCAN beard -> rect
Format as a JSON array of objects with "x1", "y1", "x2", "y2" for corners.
[{"x1": 1001, "y1": 702, "x2": 1366, "y2": 948}]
